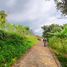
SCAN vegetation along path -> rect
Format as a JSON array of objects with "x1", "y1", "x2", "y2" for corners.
[{"x1": 12, "y1": 41, "x2": 61, "y2": 67}]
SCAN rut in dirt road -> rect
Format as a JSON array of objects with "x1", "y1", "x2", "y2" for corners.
[{"x1": 12, "y1": 41, "x2": 61, "y2": 67}]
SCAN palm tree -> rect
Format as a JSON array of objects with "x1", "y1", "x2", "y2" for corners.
[
  {"x1": 0, "y1": 10, "x2": 7, "y2": 29},
  {"x1": 0, "y1": 10, "x2": 7, "y2": 24}
]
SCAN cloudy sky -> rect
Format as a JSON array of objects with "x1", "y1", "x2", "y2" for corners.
[{"x1": 0, "y1": 0, "x2": 67, "y2": 35}]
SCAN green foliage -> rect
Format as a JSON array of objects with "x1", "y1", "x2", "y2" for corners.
[
  {"x1": 55, "y1": 0, "x2": 67, "y2": 15},
  {"x1": 42, "y1": 23, "x2": 67, "y2": 67},
  {"x1": 0, "y1": 10, "x2": 7, "y2": 26},
  {"x1": 0, "y1": 10, "x2": 38, "y2": 67},
  {"x1": 49, "y1": 37, "x2": 67, "y2": 67},
  {"x1": 42, "y1": 24, "x2": 63, "y2": 38},
  {"x1": 0, "y1": 30, "x2": 38, "y2": 67}
]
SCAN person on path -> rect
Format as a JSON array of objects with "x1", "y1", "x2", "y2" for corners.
[{"x1": 43, "y1": 38, "x2": 48, "y2": 47}]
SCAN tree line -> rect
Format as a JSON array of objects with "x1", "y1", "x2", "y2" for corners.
[{"x1": 42, "y1": 24, "x2": 67, "y2": 38}]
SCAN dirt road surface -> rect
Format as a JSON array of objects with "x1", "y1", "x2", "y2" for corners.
[{"x1": 12, "y1": 41, "x2": 61, "y2": 67}]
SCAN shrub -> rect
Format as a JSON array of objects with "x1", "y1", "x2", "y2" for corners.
[{"x1": 0, "y1": 30, "x2": 38, "y2": 67}]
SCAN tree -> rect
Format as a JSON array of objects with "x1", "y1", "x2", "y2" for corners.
[
  {"x1": 55, "y1": 0, "x2": 67, "y2": 15},
  {"x1": 0, "y1": 10, "x2": 7, "y2": 24},
  {"x1": 63, "y1": 24, "x2": 67, "y2": 29},
  {"x1": 42, "y1": 24, "x2": 63, "y2": 37},
  {"x1": 49, "y1": 24, "x2": 62, "y2": 33},
  {"x1": 42, "y1": 25, "x2": 50, "y2": 37}
]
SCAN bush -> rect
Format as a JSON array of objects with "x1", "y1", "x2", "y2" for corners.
[
  {"x1": 48, "y1": 37, "x2": 67, "y2": 67},
  {"x1": 0, "y1": 30, "x2": 38, "y2": 67}
]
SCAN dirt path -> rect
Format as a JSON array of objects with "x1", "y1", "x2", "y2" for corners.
[{"x1": 12, "y1": 41, "x2": 61, "y2": 67}]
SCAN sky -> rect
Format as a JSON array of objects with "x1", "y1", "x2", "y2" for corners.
[{"x1": 0, "y1": 0, "x2": 67, "y2": 35}]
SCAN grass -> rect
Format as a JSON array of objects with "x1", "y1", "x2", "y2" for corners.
[
  {"x1": 48, "y1": 36, "x2": 67, "y2": 67},
  {"x1": 0, "y1": 30, "x2": 38, "y2": 67}
]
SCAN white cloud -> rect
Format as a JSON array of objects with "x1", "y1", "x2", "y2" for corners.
[
  {"x1": 44, "y1": 16, "x2": 67, "y2": 25},
  {"x1": 6, "y1": 0, "x2": 16, "y2": 7},
  {"x1": 7, "y1": 0, "x2": 56, "y2": 22},
  {"x1": 34, "y1": 28, "x2": 43, "y2": 35}
]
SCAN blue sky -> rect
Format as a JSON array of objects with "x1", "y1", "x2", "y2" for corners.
[{"x1": 0, "y1": 0, "x2": 67, "y2": 35}]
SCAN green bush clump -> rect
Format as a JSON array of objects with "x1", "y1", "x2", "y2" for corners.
[
  {"x1": 48, "y1": 37, "x2": 67, "y2": 67},
  {"x1": 42, "y1": 24, "x2": 67, "y2": 67},
  {"x1": 0, "y1": 10, "x2": 38, "y2": 67},
  {"x1": 0, "y1": 30, "x2": 38, "y2": 67}
]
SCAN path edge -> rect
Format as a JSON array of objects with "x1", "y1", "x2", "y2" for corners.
[{"x1": 49, "y1": 48, "x2": 62, "y2": 67}]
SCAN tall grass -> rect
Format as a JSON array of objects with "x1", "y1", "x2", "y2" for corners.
[
  {"x1": 0, "y1": 24, "x2": 38, "y2": 67},
  {"x1": 42, "y1": 24, "x2": 67, "y2": 67},
  {"x1": 48, "y1": 36, "x2": 67, "y2": 67}
]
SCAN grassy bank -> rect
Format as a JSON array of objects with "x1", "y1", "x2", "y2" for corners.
[
  {"x1": 0, "y1": 27, "x2": 38, "y2": 67},
  {"x1": 48, "y1": 36, "x2": 67, "y2": 67},
  {"x1": 0, "y1": 10, "x2": 38, "y2": 67}
]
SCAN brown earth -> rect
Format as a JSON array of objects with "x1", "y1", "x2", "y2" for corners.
[{"x1": 12, "y1": 41, "x2": 61, "y2": 67}]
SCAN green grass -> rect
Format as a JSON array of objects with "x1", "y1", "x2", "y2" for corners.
[
  {"x1": 0, "y1": 30, "x2": 38, "y2": 67},
  {"x1": 48, "y1": 36, "x2": 67, "y2": 67}
]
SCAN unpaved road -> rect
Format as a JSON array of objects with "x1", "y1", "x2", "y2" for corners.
[{"x1": 12, "y1": 41, "x2": 61, "y2": 67}]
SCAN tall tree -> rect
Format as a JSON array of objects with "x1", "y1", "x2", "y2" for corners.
[
  {"x1": 0, "y1": 10, "x2": 7, "y2": 24},
  {"x1": 42, "y1": 24, "x2": 63, "y2": 37},
  {"x1": 55, "y1": 0, "x2": 67, "y2": 15}
]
